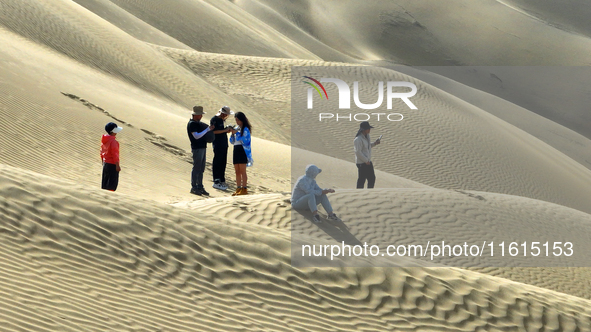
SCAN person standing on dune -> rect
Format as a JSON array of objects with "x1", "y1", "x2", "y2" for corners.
[
  {"x1": 354, "y1": 121, "x2": 380, "y2": 189},
  {"x1": 100, "y1": 122, "x2": 123, "y2": 191},
  {"x1": 188, "y1": 106, "x2": 215, "y2": 196},
  {"x1": 229, "y1": 112, "x2": 253, "y2": 196},
  {"x1": 210, "y1": 106, "x2": 234, "y2": 191}
]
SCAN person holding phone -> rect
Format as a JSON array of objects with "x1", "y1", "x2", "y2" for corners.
[
  {"x1": 210, "y1": 106, "x2": 234, "y2": 191},
  {"x1": 353, "y1": 121, "x2": 380, "y2": 189},
  {"x1": 229, "y1": 112, "x2": 253, "y2": 195}
]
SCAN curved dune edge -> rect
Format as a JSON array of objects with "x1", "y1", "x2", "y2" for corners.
[
  {"x1": 156, "y1": 48, "x2": 591, "y2": 215},
  {"x1": 1, "y1": 0, "x2": 591, "y2": 329},
  {"x1": 237, "y1": 0, "x2": 591, "y2": 65},
  {"x1": 0, "y1": 0, "x2": 294, "y2": 145},
  {"x1": 3, "y1": 164, "x2": 590, "y2": 331},
  {"x1": 175, "y1": 185, "x2": 591, "y2": 299},
  {"x1": 289, "y1": 65, "x2": 591, "y2": 215}
]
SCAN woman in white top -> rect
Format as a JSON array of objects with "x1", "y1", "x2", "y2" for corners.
[{"x1": 353, "y1": 121, "x2": 380, "y2": 188}]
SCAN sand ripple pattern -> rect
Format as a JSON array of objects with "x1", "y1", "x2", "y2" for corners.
[
  {"x1": 291, "y1": 66, "x2": 591, "y2": 214},
  {"x1": 291, "y1": 188, "x2": 591, "y2": 267},
  {"x1": 0, "y1": 0, "x2": 234, "y2": 109},
  {"x1": 2, "y1": 164, "x2": 591, "y2": 331}
]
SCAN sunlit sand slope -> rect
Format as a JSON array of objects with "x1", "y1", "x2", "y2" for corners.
[
  {"x1": 2, "y1": 164, "x2": 591, "y2": 331},
  {"x1": 88, "y1": 0, "x2": 320, "y2": 59}
]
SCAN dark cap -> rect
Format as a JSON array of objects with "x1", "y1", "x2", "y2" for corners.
[
  {"x1": 105, "y1": 122, "x2": 122, "y2": 134},
  {"x1": 359, "y1": 121, "x2": 374, "y2": 130}
]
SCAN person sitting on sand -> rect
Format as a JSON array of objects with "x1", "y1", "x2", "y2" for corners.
[{"x1": 291, "y1": 164, "x2": 339, "y2": 224}]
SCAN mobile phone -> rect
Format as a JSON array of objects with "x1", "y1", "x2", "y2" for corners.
[{"x1": 378, "y1": 135, "x2": 383, "y2": 141}]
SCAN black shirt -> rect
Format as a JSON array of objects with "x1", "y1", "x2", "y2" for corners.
[
  {"x1": 210, "y1": 115, "x2": 228, "y2": 149},
  {"x1": 187, "y1": 119, "x2": 209, "y2": 149}
]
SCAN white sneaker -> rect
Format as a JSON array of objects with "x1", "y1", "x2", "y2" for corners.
[
  {"x1": 220, "y1": 182, "x2": 229, "y2": 190},
  {"x1": 212, "y1": 182, "x2": 225, "y2": 190}
]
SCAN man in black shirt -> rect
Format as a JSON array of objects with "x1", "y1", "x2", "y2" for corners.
[
  {"x1": 187, "y1": 106, "x2": 214, "y2": 196},
  {"x1": 210, "y1": 106, "x2": 234, "y2": 190}
]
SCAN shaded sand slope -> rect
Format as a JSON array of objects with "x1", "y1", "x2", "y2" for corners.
[
  {"x1": 242, "y1": 0, "x2": 591, "y2": 65},
  {"x1": 396, "y1": 66, "x2": 591, "y2": 172},
  {"x1": 96, "y1": 0, "x2": 319, "y2": 59},
  {"x1": 0, "y1": 28, "x2": 290, "y2": 202},
  {"x1": 71, "y1": 0, "x2": 193, "y2": 49},
  {"x1": 3, "y1": 163, "x2": 591, "y2": 331},
  {"x1": 291, "y1": 66, "x2": 591, "y2": 214},
  {"x1": 231, "y1": 0, "x2": 357, "y2": 62},
  {"x1": 504, "y1": 0, "x2": 591, "y2": 37},
  {"x1": 418, "y1": 66, "x2": 591, "y2": 140}
]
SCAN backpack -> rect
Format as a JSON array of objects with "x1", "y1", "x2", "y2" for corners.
[{"x1": 205, "y1": 130, "x2": 215, "y2": 143}]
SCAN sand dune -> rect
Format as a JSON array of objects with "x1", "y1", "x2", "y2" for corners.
[
  {"x1": 239, "y1": 0, "x2": 591, "y2": 65},
  {"x1": 501, "y1": 0, "x2": 591, "y2": 37},
  {"x1": 413, "y1": 66, "x2": 591, "y2": 140},
  {"x1": 290, "y1": 188, "x2": 591, "y2": 266},
  {"x1": 395, "y1": 66, "x2": 591, "y2": 172},
  {"x1": 87, "y1": 0, "x2": 320, "y2": 59},
  {"x1": 71, "y1": 0, "x2": 194, "y2": 50},
  {"x1": 232, "y1": 0, "x2": 357, "y2": 63},
  {"x1": 292, "y1": 66, "x2": 591, "y2": 214},
  {"x1": 0, "y1": 0, "x2": 294, "y2": 144},
  {"x1": 3, "y1": 164, "x2": 591, "y2": 331},
  {"x1": 1, "y1": 0, "x2": 591, "y2": 330}
]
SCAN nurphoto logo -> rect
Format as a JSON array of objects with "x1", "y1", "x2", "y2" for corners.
[{"x1": 303, "y1": 76, "x2": 418, "y2": 122}]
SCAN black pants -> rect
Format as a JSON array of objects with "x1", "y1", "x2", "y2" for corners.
[
  {"x1": 356, "y1": 162, "x2": 375, "y2": 189},
  {"x1": 212, "y1": 146, "x2": 228, "y2": 183},
  {"x1": 102, "y1": 162, "x2": 119, "y2": 191}
]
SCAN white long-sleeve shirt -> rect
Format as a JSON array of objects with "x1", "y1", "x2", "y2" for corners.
[
  {"x1": 192, "y1": 127, "x2": 210, "y2": 140},
  {"x1": 354, "y1": 133, "x2": 376, "y2": 164}
]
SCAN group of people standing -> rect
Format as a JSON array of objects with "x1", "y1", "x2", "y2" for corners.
[
  {"x1": 99, "y1": 105, "x2": 253, "y2": 196},
  {"x1": 188, "y1": 105, "x2": 253, "y2": 196},
  {"x1": 100, "y1": 113, "x2": 380, "y2": 223}
]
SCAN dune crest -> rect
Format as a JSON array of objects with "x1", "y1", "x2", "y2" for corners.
[{"x1": 2, "y1": 163, "x2": 591, "y2": 331}]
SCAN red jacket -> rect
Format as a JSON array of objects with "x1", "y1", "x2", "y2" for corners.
[{"x1": 101, "y1": 134, "x2": 120, "y2": 164}]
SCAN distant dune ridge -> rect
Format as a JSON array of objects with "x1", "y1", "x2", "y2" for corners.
[{"x1": 1, "y1": 0, "x2": 591, "y2": 330}]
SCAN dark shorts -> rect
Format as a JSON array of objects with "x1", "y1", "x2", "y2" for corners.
[{"x1": 233, "y1": 145, "x2": 248, "y2": 164}]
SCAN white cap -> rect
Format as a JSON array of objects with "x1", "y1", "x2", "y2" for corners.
[{"x1": 111, "y1": 126, "x2": 123, "y2": 133}]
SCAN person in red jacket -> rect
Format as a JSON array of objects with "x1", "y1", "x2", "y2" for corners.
[{"x1": 101, "y1": 122, "x2": 123, "y2": 191}]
